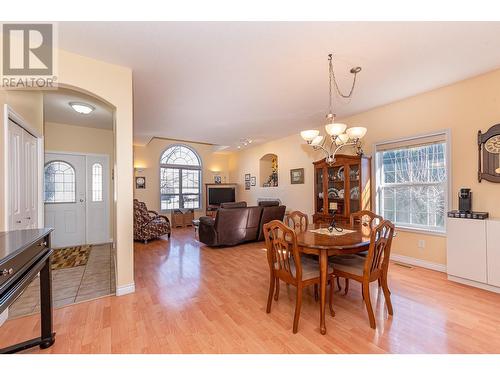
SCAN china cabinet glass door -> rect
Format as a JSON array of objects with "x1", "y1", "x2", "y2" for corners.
[
  {"x1": 327, "y1": 165, "x2": 346, "y2": 216},
  {"x1": 348, "y1": 164, "x2": 361, "y2": 214}
]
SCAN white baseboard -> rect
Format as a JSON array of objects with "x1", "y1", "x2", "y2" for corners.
[
  {"x1": 0, "y1": 309, "x2": 8, "y2": 326},
  {"x1": 390, "y1": 253, "x2": 447, "y2": 273},
  {"x1": 448, "y1": 275, "x2": 500, "y2": 294},
  {"x1": 116, "y1": 282, "x2": 135, "y2": 296}
]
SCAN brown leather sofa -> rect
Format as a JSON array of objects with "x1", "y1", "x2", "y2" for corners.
[{"x1": 199, "y1": 201, "x2": 286, "y2": 247}]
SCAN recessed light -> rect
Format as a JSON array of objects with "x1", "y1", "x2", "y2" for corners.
[{"x1": 69, "y1": 102, "x2": 95, "y2": 115}]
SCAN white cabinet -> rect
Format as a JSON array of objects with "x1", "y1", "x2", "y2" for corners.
[
  {"x1": 487, "y1": 220, "x2": 500, "y2": 287},
  {"x1": 447, "y1": 218, "x2": 487, "y2": 283}
]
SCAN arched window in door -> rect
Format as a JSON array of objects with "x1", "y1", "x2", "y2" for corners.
[
  {"x1": 160, "y1": 145, "x2": 202, "y2": 210},
  {"x1": 44, "y1": 161, "x2": 76, "y2": 203}
]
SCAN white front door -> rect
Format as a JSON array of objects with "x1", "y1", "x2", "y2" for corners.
[
  {"x1": 86, "y1": 155, "x2": 110, "y2": 244},
  {"x1": 44, "y1": 153, "x2": 86, "y2": 248}
]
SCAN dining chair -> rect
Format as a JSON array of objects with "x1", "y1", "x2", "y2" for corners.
[
  {"x1": 334, "y1": 210, "x2": 384, "y2": 294},
  {"x1": 284, "y1": 211, "x2": 319, "y2": 301},
  {"x1": 285, "y1": 211, "x2": 309, "y2": 232},
  {"x1": 263, "y1": 220, "x2": 335, "y2": 333},
  {"x1": 330, "y1": 219, "x2": 395, "y2": 329}
]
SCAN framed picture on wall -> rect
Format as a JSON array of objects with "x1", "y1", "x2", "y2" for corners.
[
  {"x1": 245, "y1": 181, "x2": 251, "y2": 190},
  {"x1": 214, "y1": 175, "x2": 222, "y2": 184},
  {"x1": 245, "y1": 173, "x2": 251, "y2": 182},
  {"x1": 250, "y1": 176, "x2": 256, "y2": 186},
  {"x1": 290, "y1": 168, "x2": 304, "y2": 184},
  {"x1": 136, "y1": 176, "x2": 146, "y2": 189}
]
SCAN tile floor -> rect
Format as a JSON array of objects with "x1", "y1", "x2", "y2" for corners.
[{"x1": 8, "y1": 243, "x2": 115, "y2": 319}]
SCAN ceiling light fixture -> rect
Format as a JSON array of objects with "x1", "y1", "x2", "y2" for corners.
[
  {"x1": 237, "y1": 138, "x2": 253, "y2": 149},
  {"x1": 69, "y1": 102, "x2": 95, "y2": 115},
  {"x1": 300, "y1": 53, "x2": 366, "y2": 165}
]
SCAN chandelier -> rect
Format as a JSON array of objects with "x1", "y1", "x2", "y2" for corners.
[{"x1": 300, "y1": 53, "x2": 367, "y2": 165}]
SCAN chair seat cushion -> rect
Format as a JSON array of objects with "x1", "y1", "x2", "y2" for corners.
[
  {"x1": 331, "y1": 254, "x2": 366, "y2": 277},
  {"x1": 276, "y1": 256, "x2": 333, "y2": 281}
]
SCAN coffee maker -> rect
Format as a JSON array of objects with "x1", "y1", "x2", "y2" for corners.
[{"x1": 458, "y1": 188, "x2": 472, "y2": 212}]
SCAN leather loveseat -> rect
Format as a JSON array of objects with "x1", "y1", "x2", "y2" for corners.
[{"x1": 198, "y1": 201, "x2": 285, "y2": 247}]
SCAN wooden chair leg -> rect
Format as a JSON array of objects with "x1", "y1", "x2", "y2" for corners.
[
  {"x1": 293, "y1": 286, "x2": 303, "y2": 333},
  {"x1": 328, "y1": 280, "x2": 335, "y2": 317},
  {"x1": 343, "y1": 278, "x2": 349, "y2": 296},
  {"x1": 266, "y1": 275, "x2": 275, "y2": 313},
  {"x1": 362, "y1": 282, "x2": 376, "y2": 329},
  {"x1": 336, "y1": 276, "x2": 342, "y2": 291},
  {"x1": 381, "y1": 274, "x2": 393, "y2": 316},
  {"x1": 274, "y1": 278, "x2": 280, "y2": 301},
  {"x1": 314, "y1": 284, "x2": 319, "y2": 302}
]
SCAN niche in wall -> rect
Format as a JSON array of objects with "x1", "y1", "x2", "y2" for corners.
[{"x1": 260, "y1": 153, "x2": 278, "y2": 187}]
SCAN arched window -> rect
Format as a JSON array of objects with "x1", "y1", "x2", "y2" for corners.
[
  {"x1": 92, "y1": 163, "x2": 103, "y2": 202},
  {"x1": 160, "y1": 145, "x2": 202, "y2": 210},
  {"x1": 44, "y1": 161, "x2": 76, "y2": 203}
]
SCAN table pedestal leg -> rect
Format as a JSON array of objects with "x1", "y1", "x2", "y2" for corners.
[{"x1": 319, "y1": 251, "x2": 328, "y2": 335}]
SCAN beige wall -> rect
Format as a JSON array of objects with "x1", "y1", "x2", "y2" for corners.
[
  {"x1": 44, "y1": 121, "x2": 114, "y2": 236},
  {"x1": 230, "y1": 68, "x2": 500, "y2": 266},
  {"x1": 133, "y1": 138, "x2": 233, "y2": 220},
  {"x1": 0, "y1": 49, "x2": 134, "y2": 292}
]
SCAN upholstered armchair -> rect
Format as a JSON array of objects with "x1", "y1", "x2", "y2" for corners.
[{"x1": 133, "y1": 199, "x2": 171, "y2": 243}]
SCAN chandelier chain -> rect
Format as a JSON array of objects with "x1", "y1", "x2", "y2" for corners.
[{"x1": 328, "y1": 54, "x2": 359, "y2": 106}]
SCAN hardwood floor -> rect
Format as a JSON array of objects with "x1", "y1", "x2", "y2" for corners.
[{"x1": 1, "y1": 227, "x2": 500, "y2": 353}]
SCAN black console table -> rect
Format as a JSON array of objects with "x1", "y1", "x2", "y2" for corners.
[{"x1": 0, "y1": 228, "x2": 55, "y2": 353}]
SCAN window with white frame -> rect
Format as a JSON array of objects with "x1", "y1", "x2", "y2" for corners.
[
  {"x1": 375, "y1": 132, "x2": 449, "y2": 233},
  {"x1": 44, "y1": 161, "x2": 76, "y2": 203},
  {"x1": 92, "y1": 163, "x2": 103, "y2": 202},
  {"x1": 160, "y1": 145, "x2": 202, "y2": 210}
]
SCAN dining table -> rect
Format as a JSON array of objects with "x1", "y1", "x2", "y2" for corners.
[{"x1": 295, "y1": 222, "x2": 373, "y2": 335}]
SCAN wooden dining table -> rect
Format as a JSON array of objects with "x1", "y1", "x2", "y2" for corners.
[{"x1": 295, "y1": 222, "x2": 373, "y2": 335}]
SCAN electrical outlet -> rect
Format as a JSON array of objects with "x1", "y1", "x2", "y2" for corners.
[{"x1": 418, "y1": 239, "x2": 426, "y2": 249}]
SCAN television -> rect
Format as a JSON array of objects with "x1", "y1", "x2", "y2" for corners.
[{"x1": 208, "y1": 186, "x2": 236, "y2": 206}]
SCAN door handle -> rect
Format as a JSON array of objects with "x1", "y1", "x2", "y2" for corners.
[
  {"x1": 15, "y1": 220, "x2": 21, "y2": 224},
  {"x1": 25, "y1": 217, "x2": 31, "y2": 220},
  {"x1": 80, "y1": 199, "x2": 84, "y2": 203}
]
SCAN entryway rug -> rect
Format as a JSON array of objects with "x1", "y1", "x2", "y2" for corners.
[{"x1": 51, "y1": 245, "x2": 92, "y2": 270}]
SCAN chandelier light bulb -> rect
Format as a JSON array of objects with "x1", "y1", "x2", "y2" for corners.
[
  {"x1": 346, "y1": 127, "x2": 367, "y2": 140},
  {"x1": 310, "y1": 135, "x2": 324, "y2": 146},
  {"x1": 325, "y1": 122, "x2": 347, "y2": 136},
  {"x1": 300, "y1": 130, "x2": 320, "y2": 142}
]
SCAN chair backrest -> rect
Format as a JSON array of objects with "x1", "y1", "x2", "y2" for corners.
[
  {"x1": 285, "y1": 211, "x2": 309, "y2": 232},
  {"x1": 364, "y1": 219, "x2": 395, "y2": 278},
  {"x1": 350, "y1": 210, "x2": 383, "y2": 228},
  {"x1": 133, "y1": 199, "x2": 150, "y2": 228},
  {"x1": 263, "y1": 220, "x2": 302, "y2": 283}
]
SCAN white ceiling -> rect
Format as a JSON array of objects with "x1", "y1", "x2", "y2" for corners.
[
  {"x1": 58, "y1": 22, "x2": 500, "y2": 147},
  {"x1": 44, "y1": 88, "x2": 113, "y2": 129}
]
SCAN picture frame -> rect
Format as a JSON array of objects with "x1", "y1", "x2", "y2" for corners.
[
  {"x1": 135, "y1": 176, "x2": 146, "y2": 189},
  {"x1": 245, "y1": 181, "x2": 251, "y2": 190},
  {"x1": 250, "y1": 176, "x2": 256, "y2": 186},
  {"x1": 245, "y1": 173, "x2": 251, "y2": 181},
  {"x1": 214, "y1": 175, "x2": 222, "y2": 184},
  {"x1": 290, "y1": 168, "x2": 304, "y2": 184}
]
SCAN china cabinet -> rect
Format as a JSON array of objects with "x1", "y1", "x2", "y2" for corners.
[{"x1": 312, "y1": 154, "x2": 372, "y2": 224}]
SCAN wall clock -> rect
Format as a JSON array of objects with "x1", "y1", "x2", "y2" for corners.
[
  {"x1": 135, "y1": 176, "x2": 146, "y2": 189},
  {"x1": 478, "y1": 124, "x2": 500, "y2": 182}
]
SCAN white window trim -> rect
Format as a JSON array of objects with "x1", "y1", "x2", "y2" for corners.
[
  {"x1": 159, "y1": 144, "x2": 203, "y2": 212},
  {"x1": 372, "y1": 129, "x2": 452, "y2": 235}
]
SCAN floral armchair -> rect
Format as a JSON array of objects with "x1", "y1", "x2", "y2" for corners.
[{"x1": 133, "y1": 199, "x2": 171, "y2": 243}]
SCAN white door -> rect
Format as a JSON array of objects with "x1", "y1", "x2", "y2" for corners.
[
  {"x1": 8, "y1": 120, "x2": 38, "y2": 230},
  {"x1": 86, "y1": 155, "x2": 110, "y2": 244},
  {"x1": 44, "y1": 153, "x2": 86, "y2": 248}
]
